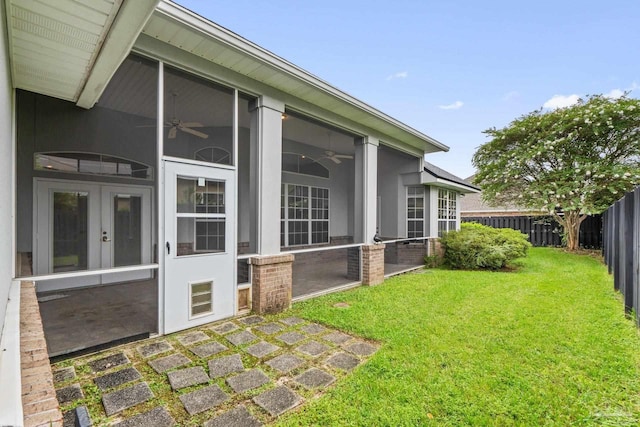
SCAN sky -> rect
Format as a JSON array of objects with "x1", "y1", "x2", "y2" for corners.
[{"x1": 177, "y1": 0, "x2": 640, "y2": 179}]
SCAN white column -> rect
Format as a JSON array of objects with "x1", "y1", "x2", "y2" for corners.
[
  {"x1": 428, "y1": 187, "x2": 438, "y2": 237},
  {"x1": 354, "y1": 136, "x2": 378, "y2": 244},
  {"x1": 250, "y1": 96, "x2": 284, "y2": 255}
]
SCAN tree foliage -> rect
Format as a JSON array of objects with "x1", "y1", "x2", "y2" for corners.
[{"x1": 473, "y1": 94, "x2": 640, "y2": 250}]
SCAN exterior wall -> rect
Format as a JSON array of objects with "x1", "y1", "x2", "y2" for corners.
[
  {"x1": 377, "y1": 146, "x2": 422, "y2": 238},
  {"x1": 0, "y1": 5, "x2": 19, "y2": 424},
  {"x1": 0, "y1": 0, "x2": 13, "y2": 343}
]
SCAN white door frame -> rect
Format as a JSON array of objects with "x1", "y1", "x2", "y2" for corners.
[{"x1": 33, "y1": 178, "x2": 153, "y2": 291}]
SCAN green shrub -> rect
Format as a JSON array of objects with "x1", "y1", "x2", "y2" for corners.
[{"x1": 440, "y1": 222, "x2": 531, "y2": 270}]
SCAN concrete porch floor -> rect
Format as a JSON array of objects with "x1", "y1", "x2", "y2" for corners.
[
  {"x1": 38, "y1": 279, "x2": 158, "y2": 358},
  {"x1": 38, "y1": 258, "x2": 422, "y2": 358}
]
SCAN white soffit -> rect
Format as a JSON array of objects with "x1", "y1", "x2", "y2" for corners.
[
  {"x1": 6, "y1": 0, "x2": 158, "y2": 107},
  {"x1": 143, "y1": 1, "x2": 449, "y2": 154}
]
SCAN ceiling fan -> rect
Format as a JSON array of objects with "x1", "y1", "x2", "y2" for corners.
[
  {"x1": 322, "y1": 150, "x2": 353, "y2": 164},
  {"x1": 165, "y1": 92, "x2": 208, "y2": 139},
  {"x1": 321, "y1": 131, "x2": 353, "y2": 164}
]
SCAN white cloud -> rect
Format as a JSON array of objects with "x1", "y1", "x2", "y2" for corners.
[
  {"x1": 386, "y1": 71, "x2": 408, "y2": 81},
  {"x1": 543, "y1": 94, "x2": 580, "y2": 109},
  {"x1": 630, "y1": 81, "x2": 639, "y2": 91},
  {"x1": 604, "y1": 88, "x2": 625, "y2": 99},
  {"x1": 438, "y1": 101, "x2": 464, "y2": 110}
]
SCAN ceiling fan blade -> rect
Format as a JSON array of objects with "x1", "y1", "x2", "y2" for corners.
[
  {"x1": 180, "y1": 122, "x2": 204, "y2": 128},
  {"x1": 179, "y1": 126, "x2": 209, "y2": 139},
  {"x1": 168, "y1": 127, "x2": 177, "y2": 139},
  {"x1": 330, "y1": 157, "x2": 341, "y2": 164},
  {"x1": 334, "y1": 154, "x2": 354, "y2": 159}
]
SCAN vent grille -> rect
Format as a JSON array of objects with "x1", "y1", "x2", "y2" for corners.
[{"x1": 191, "y1": 281, "x2": 213, "y2": 317}]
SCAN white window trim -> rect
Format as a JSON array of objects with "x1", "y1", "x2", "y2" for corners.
[
  {"x1": 437, "y1": 188, "x2": 458, "y2": 236},
  {"x1": 281, "y1": 183, "x2": 330, "y2": 247},
  {"x1": 406, "y1": 186, "x2": 425, "y2": 238}
]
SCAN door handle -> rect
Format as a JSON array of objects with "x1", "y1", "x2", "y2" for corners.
[
  {"x1": 166, "y1": 241, "x2": 171, "y2": 254},
  {"x1": 102, "y1": 232, "x2": 111, "y2": 242}
]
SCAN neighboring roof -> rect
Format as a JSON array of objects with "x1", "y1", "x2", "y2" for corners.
[
  {"x1": 460, "y1": 173, "x2": 543, "y2": 215},
  {"x1": 422, "y1": 162, "x2": 480, "y2": 194}
]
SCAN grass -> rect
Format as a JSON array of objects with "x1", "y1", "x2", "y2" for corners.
[{"x1": 276, "y1": 248, "x2": 640, "y2": 426}]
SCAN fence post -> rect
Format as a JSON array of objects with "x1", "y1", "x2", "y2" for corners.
[{"x1": 624, "y1": 192, "x2": 634, "y2": 313}]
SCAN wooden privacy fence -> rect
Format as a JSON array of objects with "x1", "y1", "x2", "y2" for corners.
[
  {"x1": 602, "y1": 188, "x2": 640, "y2": 318},
  {"x1": 462, "y1": 215, "x2": 602, "y2": 248}
]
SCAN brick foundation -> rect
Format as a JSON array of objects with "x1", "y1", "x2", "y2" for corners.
[
  {"x1": 396, "y1": 242, "x2": 428, "y2": 265},
  {"x1": 346, "y1": 247, "x2": 361, "y2": 281},
  {"x1": 20, "y1": 282, "x2": 63, "y2": 427},
  {"x1": 250, "y1": 254, "x2": 294, "y2": 314},
  {"x1": 362, "y1": 244, "x2": 386, "y2": 286},
  {"x1": 427, "y1": 238, "x2": 443, "y2": 257}
]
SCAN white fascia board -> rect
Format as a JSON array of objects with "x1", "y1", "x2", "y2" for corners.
[
  {"x1": 76, "y1": 0, "x2": 160, "y2": 109},
  {"x1": 155, "y1": 1, "x2": 449, "y2": 154},
  {"x1": 421, "y1": 173, "x2": 479, "y2": 194}
]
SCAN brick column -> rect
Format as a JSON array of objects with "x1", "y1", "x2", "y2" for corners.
[
  {"x1": 362, "y1": 244, "x2": 385, "y2": 286},
  {"x1": 250, "y1": 254, "x2": 294, "y2": 314},
  {"x1": 20, "y1": 282, "x2": 63, "y2": 427},
  {"x1": 346, "y1": 247, "x2": 361, "y2": 281}
]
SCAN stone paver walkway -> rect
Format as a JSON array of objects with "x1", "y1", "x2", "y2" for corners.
[{"x1": 51, "y1": 314, "x2": 379, "y2": 426}]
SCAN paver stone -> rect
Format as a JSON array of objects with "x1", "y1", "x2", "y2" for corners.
[
  {"x1": 296, "y1": 340, "x2": 330, "y2": 357},
  {"x1": 275, "y1": 332, "x2": 305, "y2": 345},
  {"x1": 253, "y1": 386, "x2": 302, "y2": 417},
  {"x1": 102, "y1": 382, "x2": 153, "y2": 416},
  {"x1": 245, "y1": 341, "x2": 280, "y2": 358},
  {"x1": 179, "y1": 384, "x2": 229, "y2": 415},
  {"x1": 293, "y1": 368, "x2": 336, "y2": 389},
  {"x1": 265, "y1": 354, "x2": 305, "y2": 373},
  {"x1": 56, "y1": 384, "x2": 83, "y2": 405},
  {"x1": 94, "y1": 367, "x2": 141, "y2": 391},
  {"x1": 167, "y1": 366, "x2": 209, "y2": 390},
  {"x1": 113, "y1": 406, "x2": 174, "y2": 427},
  {"x1": 226, "y1": 330, "x2": 259, "y2": 346},
  {"x1": 208, "y1": 354, "x2": 244, "y2": 378},
  {"x1": 204, "y1": 405, "x2": 263, "y2": 427},
  {"x1": 148, "y1": 353, "x2": 190, "y2": 374},
  {"x1": 190, "y1": 341, "x2": 227, "y2": 358},
  {"x1": 137, "y1": 341, "x2": 173, "y2": 358},
  {"x1": 88, "y1": 352, "x2": 129, "y2": 372},
  {"x1": 226, "y1": 369, "x2": 270, "y2": 393}
]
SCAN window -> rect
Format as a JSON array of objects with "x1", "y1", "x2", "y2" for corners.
[
  {"x1": 176, "y1": 177, "x2": 226, "y2": 256},
  {"x1": 281, "y1": 183, "x2": 329, "y2": 246},
  {"x1": 407, "y1": 187, "x2": 425, "y2": 238},
  {"x1": 35, "y1": 152, "x2": 153, "y2": 180},
  {"x1": 438, "y1": 189, "x2": 458, "y2": 236}
]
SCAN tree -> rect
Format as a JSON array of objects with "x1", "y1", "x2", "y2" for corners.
[{"x1": 473, "y1": 94, "x2": 640, "y2": 251}]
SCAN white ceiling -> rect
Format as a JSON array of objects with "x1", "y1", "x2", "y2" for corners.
[{"x1": 6, "y1": 0, "x2": 123, "y2": 101}]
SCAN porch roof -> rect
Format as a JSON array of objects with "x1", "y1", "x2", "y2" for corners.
[
  {"x1": 5, "y1": 0, "x2": 159, "y2": 105},
  {"x1": 5, "y1": 0, "x2": 449, "y2": 156},
  {"x1": 422, "y1": 161, "x2": 480, "y2": 194},
  {"x1": 141, "y1": 1, "x2": 449, "y2": 155}
]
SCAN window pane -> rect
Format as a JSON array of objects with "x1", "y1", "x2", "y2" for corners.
[
  {"x1": 177, "y1": 177, "x2": 225, "y2": 214},
  {"x1": 53, "y1": 191, "x2": 88, "y2": 272},
  {"x1": 113, "y1": 195, "x2": 142, "y2": 267},
  {"x1": 177, "y1": 218, "x2": 225, "y2": 255}
]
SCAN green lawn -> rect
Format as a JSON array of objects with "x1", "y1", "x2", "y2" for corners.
[{"x1": 276, "y1": 248, "x2": 640, "y2": 426}]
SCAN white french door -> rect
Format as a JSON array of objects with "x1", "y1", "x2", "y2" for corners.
[
  {"x1": 34, "y1": 179, "x2": 152, "y2": 291},
  {"x1": 163, "y1": 160, "x2": 235, "y2": 333}
]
